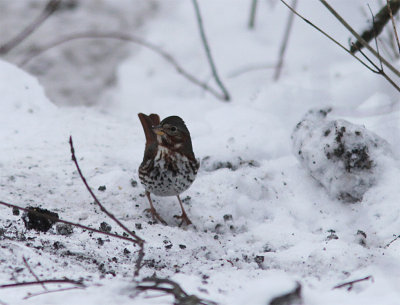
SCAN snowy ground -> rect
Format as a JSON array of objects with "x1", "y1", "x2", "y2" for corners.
[{"x1": 1, "y1": 1, "x2": 400, "y2": 304}]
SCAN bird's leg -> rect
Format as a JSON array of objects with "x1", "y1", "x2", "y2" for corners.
[
  {"x1": 145, "y1": 192, "x2": 167, "y2": 225},
  {"x1": 175, "y1": 195, "x2": 192, "y2": 226}
]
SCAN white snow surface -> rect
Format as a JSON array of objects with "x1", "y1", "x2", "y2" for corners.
[{"x1": 1, "y1": 1, "x2": 400, "y2": 304}]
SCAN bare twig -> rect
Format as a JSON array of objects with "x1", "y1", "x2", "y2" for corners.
[
  {"x1": 385, "y1": 234, "x2": 400, "y2": 248},
  {"x1": 19, "y1": 31, "x2": 228, "y2": 102},
  {"x1": 69, "y1": 136, "x2": 145, "y2": 276},
  {"x1": 280, "y1": 0, "x2": 400, "y2": 92},
  {"x1": 350, "y1": 0, "x2": 400, "y2": 53},
  {"x1": 192, "y1": 0, "x2": 231, "y2": 101},
  {"x1": 0, "y1": 279, "x2": 84, "y2": 289},
  {"x1": 0, "y1": 0, "x2": 61, "y2": 54},
  {"x1": 136, "y1": 277, "x2": 218, "y2": 305},
  {"x1": 319, "y1": 0, "x2": 400, "y2": 79},
  {"x1": 0, "y1": 200, "x2": 138, "y2": 244},
  {"x1": 22, "y1": 257, "x2": 48, "y2": 291},
  {"x1": 274, "y1": 0, "x2": 297, "y2": 81},
  {"x1": 333, "y1": 275, "x2": 373, "y2": 291},
  {"x1": 387, "y1": 0, "x2": 400, "y2": 55},
  {"x1": 23, "y1": 286, "x2": 84, "y2": 300},
  {"x1": 279, "y1": 0, "x2": 378, "y2": 73},
  {"x1": 248, "y1": 0, "x2": 259, "y2": 29}
]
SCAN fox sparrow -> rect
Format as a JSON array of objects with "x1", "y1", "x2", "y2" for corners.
[{"x1": 138, "y1": 113, "x2": 199, "y2": 225}]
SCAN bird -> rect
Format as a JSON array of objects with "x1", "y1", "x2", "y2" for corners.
[{"x1": 138, "y1": 113, "x2": 199, "y2": 226}]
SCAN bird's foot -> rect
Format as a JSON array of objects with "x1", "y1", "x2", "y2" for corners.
[
  {"x1": 144, "y1": 208, "x2": 167, "y2": 225},
  {"x1": 174, "y1": 213, "x2": 192, "y2": 227}
]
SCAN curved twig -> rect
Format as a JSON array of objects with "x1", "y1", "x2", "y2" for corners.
[
  {"x1": 0, "y1": 200, "x2": 137, "y2": 244},
  {"x1": 0, "y1": 279, "x2": 84, "y2": 289},
  {"x1": 0, "y1": 0, "x2": 61, "y2": 54},
  {"x1": 22, "y1": 257, "x2": 48, "y2": 291},
  {"x1": 19, "y1": 31, "x2": 228, "y2": 101},
  {"x1": 319, "y1": 0, "x2": 400, "y2": 78},
  {"x1": 69, "y1": 136, "x2": 145, "y2": 276}
]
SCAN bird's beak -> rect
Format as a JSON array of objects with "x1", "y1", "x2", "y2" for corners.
[{"x1": 153, "y1": 125, "x2": 165, "y2": 136}]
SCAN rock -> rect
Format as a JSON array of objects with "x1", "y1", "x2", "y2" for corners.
[
  {"x1": 292, "y1": 108, "x2": 392, "y2": 202},
  {"x1": 56, "y1": 223, "x2": 74, "y2": 236},
  {"x1": 22, "y1": 207, "x2": 59, "y2": 232}
]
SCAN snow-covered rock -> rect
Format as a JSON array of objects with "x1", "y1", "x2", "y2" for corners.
[{"x1": 292, "y1": 108, "x2": 393, "y2": 202}]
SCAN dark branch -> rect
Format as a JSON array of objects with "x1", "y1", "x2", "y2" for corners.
[
  {"x1": 319, "y1": 0, "x2": 400, "y2": 79},
  {"x1": 192, "y1": 0, "x2": 231, "y2": 101},
  {"x1": 0, "y1": 279, "x2": 84, "y2": 289},
  {"x1": 23, "y1": 286, "x2": 84, "y2": 300},
  {"x1": 19, "y1": 31, "x2": 229, "y2": 102},
  {"x1": 0, "y1": 200, "x2": 138, "y2": 244},
  {"x1": 333, "y1": 275, "x2": 373, "y2": 291},
  {"x1": 69, "y1": 136, "x2": 145, "y2": 276},
  {"x1": 136, "y1": 277, "x2": 218, "y2": 305},
  {"x1": 387, "y1": 0, "x2": 400, "y2": 55},
  {"x1": 0, "y1": 0, "x2": 61, "y2": 54},
  {"x1": 350, "y1": 0, "x2": 400, "y2": 53},
  {"x1": 22, "y1": 257, "x2": 48, "y2": 291},
  {"x1": 279, "y1": 0, "x2": 378, "y2": 73}
]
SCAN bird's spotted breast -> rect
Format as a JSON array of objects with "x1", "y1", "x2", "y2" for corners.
[{"x1": 139, "y1": 146, "x2": 199, "y2": 197}]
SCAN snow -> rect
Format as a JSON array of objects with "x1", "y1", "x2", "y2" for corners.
[{"x1": 0, "y1": 0, "x2": 400, "y2": 304}]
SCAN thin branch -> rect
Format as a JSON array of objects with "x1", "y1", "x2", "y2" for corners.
[
  {"x1": 22, "y1": 257, "x2": 48, "y2": 291},
  {"x1": 69, "y1": 136, "x2": 145, "y2": 276},
  {"x1": 136, "y1": 277, "x2": 218, "y2": 305},
  {"x1": 19, "y1": 31, "x2": 228, "y2": 102},
  {"x1": 23, "y1": 286, "x2": 84, "y2": 300},
  {"x1": 0, "y1": 0, "x2": 61, "y2": 54},
  {"x1": 319, "y1": 0, "x2": 400, "y2": 78},
  {"x1": 333, "y1": 275, "x2": 373, "y2": 291},
  {"x1": 0, "y1": 279, "x2": 84, "y2": 289},
  {"x1": 350, "y1": 0, "x2": 400, "y2": 53},
  {"x1": 248, "y1": 0, "x2": 259, "y2": 29},
  {"x1": 274, "y1": 0, "x2": 298, "y2": 81},
  {"x1": 0, "y1": 200, "x2": 138, "y2": 244},
  {"x1": 280, "y1": 0, "x2": 400, "y2": 92},
  {"x1": 279, "y1": 0, "x2": 378, "y2": 73},
  {"x1": 387, "y1": 0, "x2": 400, "y2": 55},
  {"x1": 385, "y1": 234, "x2": 400, "y2": 248},
  {"x1": 192, "y1": 0, "x2": 231, "y2": 101}
]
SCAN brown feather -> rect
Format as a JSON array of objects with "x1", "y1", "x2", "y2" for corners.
[{"x1": 138, "y1": 113, "x2": 159, "y2": 146}]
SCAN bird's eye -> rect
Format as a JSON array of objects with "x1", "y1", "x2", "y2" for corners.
[{"x1": 170, "y1": 126, "x2": 177, "y2": 132}]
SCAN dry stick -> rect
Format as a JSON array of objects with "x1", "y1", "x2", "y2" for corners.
[
  {"x1": 69, "y1": 136, "x2": 145, "y2": 276},
  {"x1": 22, "y1": 257, "x2": 48, "y2": 291},
  {"x1": 0, "y1": 0, "x2": 61, "y2": 54},
  {"x1": 192, "y1": 0, "x2": 231, "y2": 101},
  {"x1": 23, "y1": 286, "x2": 84, "y2": 300},
  {"x1": 248, "y1": 0, "x2": 259, "y2": 29},
  {"x1": 18, "y1": 32, "x2": 227, "y2": 102},
  {"x1": 280, "y1": 0, "x2": 400, "y2": 92},
  {"x1": 0, "y1": 279, "x2": 84, "y2": 289},
  {"x1": 350, "y1": 0, "x2": 400, "y2": 53},
  {"x1": 274, "y1": 0, "x2": 298, "y2": 81},
  {"x1": 356, "y1": 6, "x2": 400, "y2": 92},
  {"x1": 137, "y1": 277, "x2": 218, "y2": 305},
  {"x1": 387, "y1": 0, "x2": 400, "y2": 54},
  {"x1": 385, "y1": 234, "x2": 400, "y2": 248},
  {"x1": 319, "y1": 0, "x2": 400, "y2": 79},
  {"x1": 279, "y1": 0, "x2": 377, "y2": 73},
  {"x1": 333, "y1": 275, "x2": 373, "y2": 291},
  {"x1": 0, "y1": 201, "x2": 138, "y2": 244}
]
